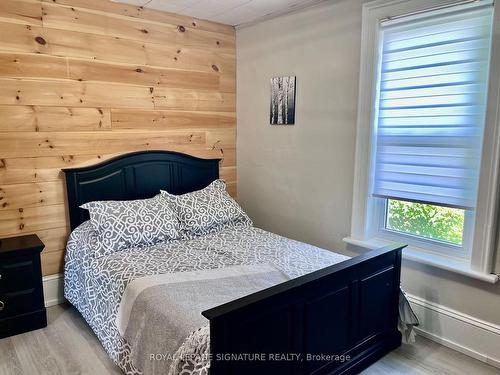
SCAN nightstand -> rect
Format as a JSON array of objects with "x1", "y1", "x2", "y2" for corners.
[{"x1": 0, "y1": 234, "x2": 47, "y2": 338}]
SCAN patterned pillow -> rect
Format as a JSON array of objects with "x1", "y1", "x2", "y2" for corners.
[
  {"x1": 160, "y1": 180, "x2": 252, "y2": 237},
  {"x1": 80, "y1": 195, "x2": 180, "y2": 257}
]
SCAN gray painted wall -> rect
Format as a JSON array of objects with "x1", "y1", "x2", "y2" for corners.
[{"x1": 236, "y1": 0, "x2": 500, "y2": 325}]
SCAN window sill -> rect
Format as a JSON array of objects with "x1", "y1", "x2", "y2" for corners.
[{"x1": 343, "y1": 236, "x2": 499, "y2": 284}]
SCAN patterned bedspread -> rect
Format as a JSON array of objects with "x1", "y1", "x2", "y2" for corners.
[{"x1": 64, "y1": 221, "x2": 349, "y2": 375}]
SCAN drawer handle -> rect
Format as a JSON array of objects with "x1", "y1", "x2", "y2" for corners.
[{"x1": 0, "y1": 301, "x2": 4, "y2": 312}]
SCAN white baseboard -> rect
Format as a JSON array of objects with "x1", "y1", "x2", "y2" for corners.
[
  {"x1": 407, "y1": 293, "x2": 500, "y2": 368},
  {"x1": 42, "y1": 273, "x2": 65, "y2": 307}
]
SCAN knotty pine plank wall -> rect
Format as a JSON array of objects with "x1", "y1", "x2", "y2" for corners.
[{"x1": 0, "y1": 0, "x2": 236, "y2": 275}]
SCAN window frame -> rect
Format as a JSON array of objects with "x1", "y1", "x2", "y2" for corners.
[{"x1": 345, "y1": 0, "x2": 500, "y2": 283}]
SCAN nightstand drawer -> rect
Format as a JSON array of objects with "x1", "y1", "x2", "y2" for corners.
[
  {"x1": 0, "y1": 257, "x2": 37, "y2": 293},
  {"x1": 0, "y1": 288, "x2": 43, "y2": 318}
]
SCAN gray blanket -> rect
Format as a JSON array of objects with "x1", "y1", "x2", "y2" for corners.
[{"x1": 116, "y1": 264, "x2": 288, "y2": 374}]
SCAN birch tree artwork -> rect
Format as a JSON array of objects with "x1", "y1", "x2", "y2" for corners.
[{"x1": 270, "y1": 76, "x2": 296, "y2": 125}]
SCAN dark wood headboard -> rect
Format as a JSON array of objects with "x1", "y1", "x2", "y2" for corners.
[{"x1": 62, "y1": 150, "x2": 221, "y2": 230}]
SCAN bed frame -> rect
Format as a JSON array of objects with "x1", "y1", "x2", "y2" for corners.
[{"x1": 63, "y1": 150, "x2": 405, "y2": 375}]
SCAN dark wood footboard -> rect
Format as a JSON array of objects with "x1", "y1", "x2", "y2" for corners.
[{"x1": 202, "y1": 244, "x2": 405, "y2": 375}]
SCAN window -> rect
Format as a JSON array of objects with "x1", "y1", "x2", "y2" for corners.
[
  {"x1": 370, "y1": 2, "x2": 492, "y2": 258},
  {"x1": 385, "y1": 199, "x2": 465, "y2": 246},
  {"x1": 346, "y1": 0, "x2": 500, "y2": 283}
]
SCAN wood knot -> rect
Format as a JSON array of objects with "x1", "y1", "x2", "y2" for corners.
[
  {"x1": 192, "y1": 22, "x2": 196, "y2": 27},
  {"x1": 135, "y1": 68, "x2": 143, "y2": 73},
  {"x1": 173, "y1": 57, "x2": 178, "y2": 61},
  {"x1": 140, "y1": 29, "x2": 148, "y2": 34},
  {"x1": 211, "y1": 64, "x2": 219, "y2": 72},
  {"x1": 149, "y1": 87, "x2": 154, "y2": 94},
  {"x1": 177, "y1": 49, "x2": 181, "y2": 54},
  {"x1": 35, "y1": 36, "x2": 46, "y2": 45},
  {"x1": 216, "y1": 41, "x2": 220, "y2": 45},
  {"x1": 177, "y1": 25, "x2": 186, "y2": 33}
]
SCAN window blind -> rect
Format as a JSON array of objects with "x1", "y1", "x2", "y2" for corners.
[{"x1": 372, "y1": 4, "x2": 493, "y2": 210}]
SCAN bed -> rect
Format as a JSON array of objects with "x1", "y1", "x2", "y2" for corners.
[{"x1": 62, "y1": 150, "x2": 409, "y2": 375}]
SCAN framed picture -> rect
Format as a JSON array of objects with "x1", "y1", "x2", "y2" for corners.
[{"x1": 270, "y1": 76, "x2": 296, "y2": 125}]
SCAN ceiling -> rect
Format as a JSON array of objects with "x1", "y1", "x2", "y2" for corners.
[{"x1": 114, "y1": 0, "x2": 327, "y2": 27}]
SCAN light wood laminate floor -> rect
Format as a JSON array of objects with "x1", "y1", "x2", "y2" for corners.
[{"x1": 0, "y1": 304, "x2": 498, "y2": 375}]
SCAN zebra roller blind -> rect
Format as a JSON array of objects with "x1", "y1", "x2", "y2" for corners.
[{"x1": 372, "y1": 3, "x2": 494, "y2": 210}]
